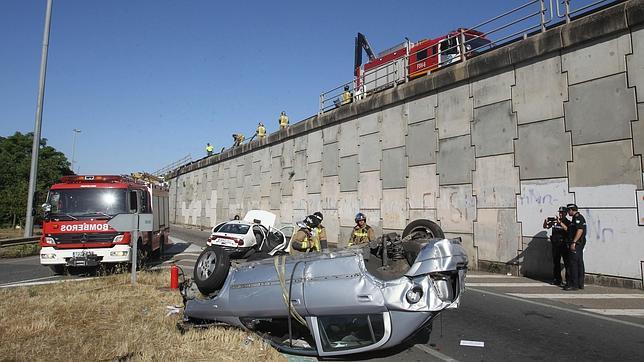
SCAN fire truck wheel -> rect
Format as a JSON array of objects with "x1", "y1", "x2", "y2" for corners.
[
  {"x1": 49, "y1": 265, "x2": 65, "y2": 275},
  {"x1": 194, "y1": 246, "x2": 230, "y2": 294}
]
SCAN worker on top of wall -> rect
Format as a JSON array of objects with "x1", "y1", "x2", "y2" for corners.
[
  {"x1": 341, "y1": 85, "x2": 353, "y2": 105},
  {"x1": 232, "y1": 133, "x2": 245, "y2": 147},
  {"x1": 289, "y1": 215, "x2": 320, "y2": 255},
  {"x1": 206, "y1": 143, "x2": 214, "y2": 156},
  {"x1": 279, "y1": 111, "x2": 289, "y2": 129},
  {"x1": 348, "y1": 212, "x2": 375, "y2": 246},
  {"x1": 311, "y1": 211, "x2": 328, "y2": 252},
  {"x1": 256, "y1": 122, "x2": 267, "y2": 139}
]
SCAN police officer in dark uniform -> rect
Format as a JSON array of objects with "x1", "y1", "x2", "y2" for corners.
[
  {"x1": 562, "y1": 203, "x2": 587, "y2": 291},
  {"x1": 542, "y1": 206, "x2": 571, "y2": 286}
]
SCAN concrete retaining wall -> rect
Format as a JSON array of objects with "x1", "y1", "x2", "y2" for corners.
[{"x1": 168, "y1": 0, "x2": 644, "y2": 284}]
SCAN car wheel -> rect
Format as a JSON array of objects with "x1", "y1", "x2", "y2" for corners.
[
  {"x1": 194, "y1": 246, "x2": 230, "y2": 294},
  {"x1": 402, "y1": 219, "x2": 444, "y2": 240},
  {"x1": 49, "y1": 265, "x2": 65, "y2": 275}
]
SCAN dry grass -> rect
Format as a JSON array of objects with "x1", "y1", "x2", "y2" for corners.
[
  {"x1": 0, "y1": 243, "x2": 41, "y2": 258},
  {"x1": 0, "y1": 228, "x2": 23, "y2": 239},
  {"x1": 0, "y1": 271, "x2": 286, "y2": 362}
]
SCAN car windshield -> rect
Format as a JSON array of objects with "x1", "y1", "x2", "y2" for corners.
[
  {"x1": 47, "y1": 188, "x2": 128, "y2": 218},
  {"x1": 218, "y1": 223, "x2": 250, "y2": 235}
]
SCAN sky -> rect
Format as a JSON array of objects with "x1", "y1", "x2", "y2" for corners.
[{"x1": 1, "y1": 0, "x2": 535, "y2": 175}]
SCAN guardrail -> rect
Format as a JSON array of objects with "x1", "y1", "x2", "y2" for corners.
[
  {"x1": 319, "y1": 0, "x2": 622, "y2": 113},
  {"x1": 0, "y1": 236, "x2": 40, "y2": 248}
]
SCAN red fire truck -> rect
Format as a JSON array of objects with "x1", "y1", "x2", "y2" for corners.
[
  {"x1": 39, "y1": 175, "x2": 170, "y2": 273},
  {"x1": 354, "y1": 29, "x2": 492, "y2": 95}
]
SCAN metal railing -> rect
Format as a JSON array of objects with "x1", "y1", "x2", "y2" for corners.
[
  {"x1": 319, "y1": 0, "x2": 621, "y2": 113},
  {"x1": 153, "y1": 154, "x2": 192, "y2": 177},
  {"x1": 0, "y1": 236, "x2": 40, "y2": 248}
]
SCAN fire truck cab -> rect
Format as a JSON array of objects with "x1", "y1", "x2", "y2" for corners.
[{"x1": 39, "y1": 175, "x2": 170, "y2": 273}]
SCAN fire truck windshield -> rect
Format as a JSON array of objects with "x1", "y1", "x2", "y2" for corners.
[{"x1": 46, "y1": 188, "x2": 128, "y2": 219}]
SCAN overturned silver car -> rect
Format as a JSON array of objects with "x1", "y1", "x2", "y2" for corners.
[{"x1": 181, "y1": 223, "x2": 468, "y2": 357}]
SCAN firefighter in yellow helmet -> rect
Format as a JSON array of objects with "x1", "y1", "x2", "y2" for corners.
[
  {"x1": 289, "y1": 215, "x2": 321, "y2": 255},
  {"x1": 348, "y1": 212, "x2": 375, "y2": 246},
  {"x1": 256, "y1": 122, "x2": 267, "y2": 139},
  {"x1": 278, "y1": 111, "x2": 289, "y2": 129},
  {"x1": 341, "y1": 85, "x2": 352, "y2": 105}
]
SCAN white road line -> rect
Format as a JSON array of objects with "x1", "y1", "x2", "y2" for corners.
[
  {"x1": 414, "y1": 344, "x2": 460, "y2": 362},
  {"x1": 0, "y1": 275, "x2": 59, "y2": 286},
  {"x1": 508, "y1": 293, "x2": 644, "y2": 299},
  {"x1": 0, "y1": 277, "x2": 96, "y2": 289},
  {"x1": 582, "y1": 309, "x2": 644, "y2": 316},
  {"x1": 467, "y1": 283, "x2": 552, "y2": 287},
  {"x1": 466, "y1": 275, "x2": 518, "y2": 279},
  {"x1": 469, "y1": 287, "x2": 644, "y2": 330}
]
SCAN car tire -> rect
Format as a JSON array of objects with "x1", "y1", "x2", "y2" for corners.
[
  {"x1": 402, "y1": 219, "x2": 444, "y2": 240},
  {"x1": 194, "y1": 246, "x2": 230, "y2": 294},
  {"x1": 49, "y1": 265, "x2": 65, "y2": 275}
]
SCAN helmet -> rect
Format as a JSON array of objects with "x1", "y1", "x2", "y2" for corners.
[
  {"x1": 344, "y1": 85, "x2": 350, "y2": 91},
  {"x1": 302, "y1": 215, "x2": 317, "y2": 229},
  {"x1": 313, "y1": 211, "x2": 323, "y2": 221},
  {"x1": 558, "y1": 206, "x2": 568, "y2": 213},
  {"x1": 355, "y1": 212, "x2": 366, "y2": 223}
]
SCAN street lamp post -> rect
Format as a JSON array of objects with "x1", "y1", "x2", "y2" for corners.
[
  {"x1": 24, "y1": 0, "x2": 53, "y2": 237},
  {"x1": 71, "y1": 128, "x2": 81, "y2": 173}
]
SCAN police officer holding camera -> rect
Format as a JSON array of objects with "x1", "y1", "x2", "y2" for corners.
[
  {"x1": 561, "y1": 203, "x2": 587, "y2": 291},
  {"x1": 543, "y1": 206, "x2": 571, "y2": 286}
]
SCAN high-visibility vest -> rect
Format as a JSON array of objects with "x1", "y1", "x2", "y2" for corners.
[
  {"x1": 349, "y1": 226, "x2": 370, "y2": 246},
  {"x1": 206, "y1": 145, "x2": 213, "y2": 152},
  {"x1": 342, "y1": 91, "x2": 352, "y2": 105},
  {"x1": 279, "y1": 114, "x2": 289, "y2": 126},
  {"x1": 257, "y1": 126, "x2": 266, "y2": 137}
]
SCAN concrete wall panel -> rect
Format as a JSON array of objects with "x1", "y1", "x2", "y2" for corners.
[
  {"x1": 338, "y1": 192, "x2": 359, "y2": 227},
  {"x1": 627, "y1": 27, "x2": 644, "y2": 102},
  {"x1": 293, "y1": 180, "x2": 307, "y2": 210},
  {"x1": 407, "y1": 164, "x2": 438, "y2": 209},
  {"x1": 472, "y1": 100, "x2": 517, "y2": 157},
  {"x1": 270, "y1": 157, "x2": 281, "y2": 182},
  {"x1": 339, "y1": 155, "x2": 359, "y2": 192},
  {"x1": 259, "y1": 168, "x2": 271, "y2": 197},
  {"x1": 409, "y1": 209, "x2": 438, "y2": 223},
  {"x1": 382, "y1": 189, "x2": 407, "y2": 230},
  {"x1": 307, "y1": 162, "x2": 322, "y2": 194},
  {"x1": 358, "y1": 171, "x2": 382, "y2": 209},
  {"x1": 569, "y1": 140, "x2": 642, "y2": 188},
  {"x1": 270, "y1": 183, "x2": 281, "y2": 210},
  {"x1": 406, "y1": 119, "x2": 437, "y2": 166},
  {"x1": 517, "y1": 178, "x2": 575, "y2": 237},
  {"x1": 445, "y1": 232, "x2": 477, "y2": 268},
  {"x1": 281, "y1": 167, "x2": 293, "y2": 196},
  {"x1": 338, "y1": 226, "x2": 353, "y2": 248},
  {"x1": 321, "y1": 176, "x2": 340, "y2": 210},
  {"x1": 382, "y1": 147, "x2": 407, "y2": 189},
  {"x1": 473, "y1": 154, "x2": 520, "y2": 208},
  {"x1": 359, "y1": 133, "x2": 381, "y2": 172},
  {"x1": 565, "y1": 73, "x2": 636, "y2": 145},
  {"x1": 358, "y1": 113, "x2": 379, "y2": 135},
  {"x1": 407, "y1": 94, "x2": 437, "y2": 124},
  {"x1": 381, "y1": 105, "x2": 407, "y2": 149},
  {"x1": 571, "y1": 184, "x2": 638, "y2": 208},
  {"x1": 437, "y1": 185, "x2": 476, "y2": 233},
  {"x1": 634, "y1": 107, "x2": 644, "y2": 169},
  {"x1": 338, "y1": 120, "x2": 359, "y2": 157},
  {"x1": 307, "y1": 193, "x2": 321, "y2": 215},
  {"x1": 281, "y1": 139, "x2": 295, "y2": 168},
  {"x1": 562, "y1": 33, "x2": 631, "y2": 84},
  {"x1": 251, "y1": 161, "x2": 261, "y2": 186},
  {"x1": 437, "y1": 135, "x2": 475, "y2": 185},
  {"x1": 322, "y1": 209, "x2": 340, "y2": 244},
  {"x1": 474, "y1": 209, "x2": 521, "y2": 263},
  {"x1": 581, "y1": 208, "x2": 643, "y2": 279},
  {"x1": 515, "y1": 118, "x2": 571, "y2": 179},
  {"x1": 323, "y1": 124, "x2": 340, "y2": 144},
  {"x1": 472, "y1": 69, "x2": 515, "y2": 107},
  {"x1": 322, "y1": 143, "x2": 339, "y2": 176},
  {"x1": 436, "y1": 83, "x2": 472, "y2": 139},
  {"x1": 307, "y1": 130, "x2": 323, "y2": 163},
  {"x1": 512, "y1": 55, "x2": 567, "y2": 124},
  {"x1": 279, "y1": 196, "x2": 294, "y2": 225},
  {"x1": 293, "y1": 152, "x2": 307, "y2": 181},
  {"x1": 294, "y1": 134, "x2": 308, "y2": 152}
]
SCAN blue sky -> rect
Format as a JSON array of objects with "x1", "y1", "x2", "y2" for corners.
[{"x1": 1, "y1": 0, "x2": 526, "y2": 175}]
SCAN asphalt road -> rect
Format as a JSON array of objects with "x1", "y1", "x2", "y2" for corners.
[{"x1": 2, "y1": 225, "x2": 643, "y2": 361}]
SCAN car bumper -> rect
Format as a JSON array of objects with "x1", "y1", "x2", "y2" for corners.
[{"x1": 39, "y1": 245, "x2": 131, "y2": 265}]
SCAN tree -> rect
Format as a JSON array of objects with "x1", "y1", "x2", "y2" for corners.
[{"x1": 0, "y1": 132, "x2": 73, "y2": 228}]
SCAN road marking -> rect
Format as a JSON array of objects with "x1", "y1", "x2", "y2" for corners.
[
  {"x1": 466, "y1": 275, "x2": 518, "y2": 279},
  {"x1": 469, "y1": 287, "x2": 644, "y2": 330},
  {"x1": 414, "y1": 344, "x2": 459, "y2": 362},
  {"x1": 582, "y1": 309, "x2": 644, "y2": 316},
  {"x1": 0, "y1": 277, "x2": 95, "y2": 289},
  {"x1": 467, "y1": 283, "x2": 552, "y2": 287},
  {"x1": 0, "y1": 275, "x2": 59, "y2": 286},
  {"x1": 508, "y1": 293, "x2": 644, "y2": 299}
]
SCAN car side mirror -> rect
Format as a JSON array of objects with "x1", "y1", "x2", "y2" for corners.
[{"x1": 42, "y1": 203, "x2": 51, "y2": 213}]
